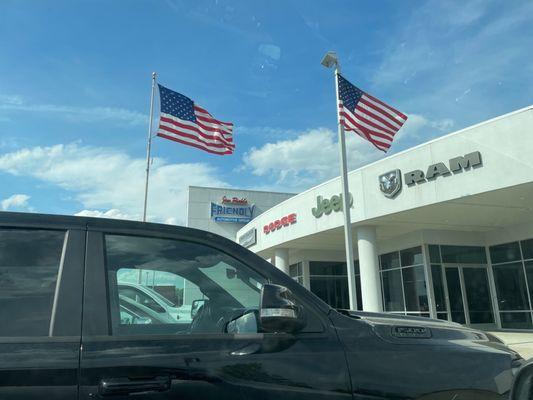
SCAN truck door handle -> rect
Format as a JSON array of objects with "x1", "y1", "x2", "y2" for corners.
[{"x1": 99, "y1": 375, "x2": 171, "y2": 396}]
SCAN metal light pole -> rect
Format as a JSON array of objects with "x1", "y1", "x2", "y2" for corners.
[
  {"x1": 142, "y1": 72, "x2": 157, "y2": 222},
  {"x1": 321, "y1": 52, "x2": 358, "y2": 310}
]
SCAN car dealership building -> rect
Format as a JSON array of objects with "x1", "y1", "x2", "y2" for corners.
[
  {"x1": 232, "y1": 105, "x2": 533, "y2": 330},
  {"x1": 187, "y1": 106, "x2": 533, "y2": 330}
]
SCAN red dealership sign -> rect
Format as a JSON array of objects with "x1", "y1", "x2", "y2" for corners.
[{"x1": 263, "y1": 213, "x2": 297, "y2": 234}]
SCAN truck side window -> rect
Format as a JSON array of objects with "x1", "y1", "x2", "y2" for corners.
[
  {"x1": 0, "y1": 229, "x2": 66, "y2": 337},
  {"x1": 104, "y1": 234, "x2": 267, "y2": 335}
]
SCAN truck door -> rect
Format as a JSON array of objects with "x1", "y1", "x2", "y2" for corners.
[
  {"x1": 0, "y1": 218, "x2": 85, "y2": 399},
  {"x1": 79, "y1": 227, "x2": 351, "y2": 400}
]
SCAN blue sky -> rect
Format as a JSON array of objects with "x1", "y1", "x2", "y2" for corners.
[{"x1": 0, "y1": 0, "x2": 531, "y2": 224}]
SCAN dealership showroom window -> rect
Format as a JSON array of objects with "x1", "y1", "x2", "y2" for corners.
[{"x1": 289, "y1": 242, "x2": 533, "y2": 329}]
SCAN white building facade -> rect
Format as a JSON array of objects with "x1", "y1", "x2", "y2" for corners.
[{"x1": 237, "y1": 106, "x2": 533, "y2": 330}]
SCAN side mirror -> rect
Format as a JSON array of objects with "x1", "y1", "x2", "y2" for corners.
[
  {"x1": 259, "y1": 284, "x2": 306, "y2": 333},
  {"x1": 511, "y1": 361, "x2": 533, "y2": 400},
  {"x1": 191, "y1": 299, "x2": 206, "y2": 319}
]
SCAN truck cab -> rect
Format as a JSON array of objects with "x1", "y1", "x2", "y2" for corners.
[{"x1": 0, "y1": 212, "x2": 524, "y2": 399}]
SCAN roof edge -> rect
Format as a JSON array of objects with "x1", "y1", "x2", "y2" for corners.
[{"x1": 188, "y1": 185, "x2": 297, "y2": 196}]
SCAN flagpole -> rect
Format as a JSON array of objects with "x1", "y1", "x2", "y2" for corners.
[
  {"x1": 142, "y1": 72, "x2": 157, "y2": 222},
  {"x1": 325, "y1": 54, "x2": 358, "y2": 310}
]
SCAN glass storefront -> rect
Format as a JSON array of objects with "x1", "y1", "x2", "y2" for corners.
[
  {"x1": 429, "y1": 244, "x2": 494, "y2": 327},
  {"x1": 300, "y1": 237, "x2": 533, "y2": 330},
  {"x1": 308, "y1": 261, "x2": 362, "y2": 310},
  {"x1": 379, "y1": 246, "x2": 429, "y2": 317},
  {"x1": 289, "y1": 262, "x2": 304, "y2": 285},
  {"x1": 490, "y1": 239, "x2": 533, "y2": 329},
  {"x1": 462, "y1": 268, "x2": 494, "y2": 324}
]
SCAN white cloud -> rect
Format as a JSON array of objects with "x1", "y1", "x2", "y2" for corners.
[
  {"x1": 74, "y1": 209, "x2": 136, "y2": 221},
  {"x1": 258, "y1": 44, "x2": 281, "y2": 61},
  {"x1": 0, "y1": 95, "x2": 148, "y2": 126},
  {"x1": 399, "y1": 114, "x2": 454, "y2": 141},
  {"x1": 1, "y1": 194, "x2": 30, "y2": 211},
  {"x1": 236, "y1": 125, "x2": 300, "y2": 138},
  {"x1": 0, "y1": 95, "x2": 23, "y2": 106},
  {"x1": 243, "y1": 128, "x2": 380, "y2": 191},
  {"x1": 371, "y1": 0, "x2": 533, "y2": 121},
  {"x1": 0, "y1": 143, "x2": 227, "y2": 224},
  {"x1": 243, "y1": 114, "x2": 455, "y2": 191},
  {"x1": 373, "y1": 1, "x2": 491, "y2": 87}
]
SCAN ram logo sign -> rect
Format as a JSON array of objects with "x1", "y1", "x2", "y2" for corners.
[
  {"x1": 404, "y1": 151, "x2": 482, "y2": 186},
  {"x1": 379, "y1": 151, "x2": 483, "y2": 197},
  {"x1": 379, "y1": 169, "x2": 402, "y2": 198}
]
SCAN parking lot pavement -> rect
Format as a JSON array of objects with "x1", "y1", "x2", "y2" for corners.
[{"x1": 490, "y1": 331, "x2": 533, "y2": 360}]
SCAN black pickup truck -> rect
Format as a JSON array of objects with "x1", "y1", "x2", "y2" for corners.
[{"x1": 0, "y1": 212, "x2": 526, "y2": 399}]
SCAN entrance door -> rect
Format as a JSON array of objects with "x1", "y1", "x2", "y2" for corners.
[{"x1": 444, "y1": 265, "x2": 496, "y2": 328}]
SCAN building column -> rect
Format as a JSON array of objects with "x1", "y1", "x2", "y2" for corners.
[
  {"x1": 357, "y1": 226, "x2": 383, "y2": 312},
  {"x1": 302, "y1": 260, "x2": 311, "y2": 290},
  {"x1": 422, "y1": 244, "x2": 437, "y2": 319},
  {"x1": 274, "y1": 248, "x2": 290, "y2": 275}
]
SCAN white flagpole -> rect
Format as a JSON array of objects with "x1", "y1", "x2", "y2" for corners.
[
  {"x1": 142, "y1": 72, "x2": 157, "y2": 222},
  {"x1": 328, "y1": 56, "x2": 358, "y2": 310}
]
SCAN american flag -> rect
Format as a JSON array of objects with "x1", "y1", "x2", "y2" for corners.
[
  {"x1": 156, "y1": 84, "x2": 234, "y2": 155},
  {"x1": 337, "y1": 74, "x2": 407, "y2": 152}
]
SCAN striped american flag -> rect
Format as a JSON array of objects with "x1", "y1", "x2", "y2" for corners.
[
  {"x1": 156, "y1": 84, "x2": 234, "y2": 155},
  {"x1": 337, "y1": 74, "x2": 407, "y2": 152}
]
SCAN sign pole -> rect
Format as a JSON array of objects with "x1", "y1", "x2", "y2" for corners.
[
  {"x1": 142, "y1": 72, "x2": 157, "y2": 222},
  {"x1": 333, "y1": 61, "x2": 358, "y2": 311}
]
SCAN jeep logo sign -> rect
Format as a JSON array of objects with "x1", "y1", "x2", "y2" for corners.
[
  {"x1": 312, "y1": 193, "x2": 353, "y2": 218},
  {"x1": 379, "y1": 151, "x2": 483, "y2": 197}
]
